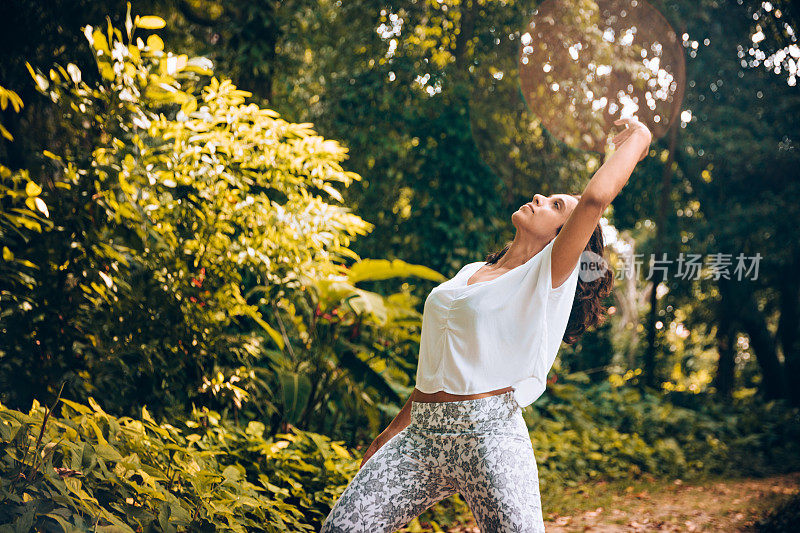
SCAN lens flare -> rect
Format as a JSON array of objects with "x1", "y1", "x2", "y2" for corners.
[{"x1": 516, "y1": 0, "x2": 685, "y2": 153}]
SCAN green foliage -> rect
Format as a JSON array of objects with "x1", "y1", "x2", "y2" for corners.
[
  {"x1": 0, "y1": 86, "x2": 54, "y2": 319},
  {"x1": 2, "y1": 378, "x2": 798, "y2": 531},
  {"x1": 0, "y1": 86, "x2": 23, "y2": 141},
  {"x1": 0, "y1": 397, "x2": 358, "y2": 532},
  {"x1": 0, "y1": 8, "x2": 430, "y2": 428},
  {"x1": 263, "y1": 257, "x2": 445, "y2": 439},
  {"x1": 0, "y1": 6, "x2": 453, "y2": 451},
  {"x1": 0, "y1": 166, "x2": 53, "y2": 311},
  {"x1": 526, "y1": 374, "x2": 800, "y2": 488}
]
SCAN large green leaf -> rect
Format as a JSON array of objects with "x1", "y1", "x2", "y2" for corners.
[
  {"x1": 346, "y1": 258, "x2": 445, "y2": 284},
  {"x1": 337, "y1": 345, "x2": 401, "y2": 404},
  {"x1": 277, "y1": 370, "x2": 312, "y2": 425}
]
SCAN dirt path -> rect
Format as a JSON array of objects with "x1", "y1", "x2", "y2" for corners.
[{"x1": 448, "y1": 472, "x2": 800, "y2": 532}]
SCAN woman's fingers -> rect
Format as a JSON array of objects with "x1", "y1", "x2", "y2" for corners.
[
  {"x1": 612, "y1": 129, "x2": 631, "y2": 146},
  {"x1": 612, "y1": 117, "x2": 634, "y2": 142},
  {"x1": 612, "y1": 116, "x2": 652, "y2": 147},
  {"x1": 610, "y1": 115, "x2": 651, "y2": 159}
]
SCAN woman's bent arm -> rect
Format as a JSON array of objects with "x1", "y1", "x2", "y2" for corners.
[
  {"x1": 382, "y1": 393, "x2": 413, "y2": 440},
  {"x1": 359, "y1": 393, "x2": 413, "y2": 468}
]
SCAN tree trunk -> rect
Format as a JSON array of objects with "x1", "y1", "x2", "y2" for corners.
[
  {"x1": 712, "y1": 294, "x2": 736, "y2": 400},
  {"x1": 721, "y1": 277, "x2": 786, "y2": 401},
  {"x1": 643, "y1": 280, "x2": 659, "y2": 388},
  {"x1": 642, "y1": 112, "x2": 679, "y2": 389},
  {"x1": 453, "y1": 0, "x2": 476, "y2": 75},
  {"x1": 776, "y1": 247, "x2": 800, "y2": 406}
]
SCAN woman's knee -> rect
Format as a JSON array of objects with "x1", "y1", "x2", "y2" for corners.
[
  {"x1": 463, "y1": 476, "x2": 544, "y2": 533},
  {"x1": 321, "y1": 430, "x2": 452, "y2": 532},
  {"x1": 322, "y1": 430, "x2": 456, "y2": 533},
  {"x1": 320, "y1": 474, "x2": 440, "y2": 533},
  {"x1": 457, "y1": 436, "x2": 544, "y2": 531}
]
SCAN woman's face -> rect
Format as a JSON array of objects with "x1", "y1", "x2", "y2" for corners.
[{"x1": 512, "y1": 193, "x2": 579, "y2": 239}]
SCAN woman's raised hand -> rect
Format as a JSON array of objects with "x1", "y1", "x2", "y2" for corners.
[{"x1": 611, "y1": 116, "x2": 652, "y2": 162}]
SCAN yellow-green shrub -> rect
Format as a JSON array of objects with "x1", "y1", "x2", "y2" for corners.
[
  {"x1": 526, "y1": 374, "x2": 800, "y2": 487},
  {"x1": 0, "y1": 398, "x2": 358, "y2": 531}
]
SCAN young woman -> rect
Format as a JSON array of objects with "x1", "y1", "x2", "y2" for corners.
[{"x1": 321, "y1": 117, "x2": 652, "y2": 532}]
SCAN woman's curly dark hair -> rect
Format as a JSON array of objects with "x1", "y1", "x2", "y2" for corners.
[{"x1": 484, "y1": 194, "x2": 613, "y2": 344}]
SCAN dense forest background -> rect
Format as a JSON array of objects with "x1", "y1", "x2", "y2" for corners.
[{"x1": 1, "y1": 0, "x2": 799, "y2": 530}]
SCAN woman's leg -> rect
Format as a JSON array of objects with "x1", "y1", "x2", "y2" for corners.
[
  {"x1": 320, "y1": 427, "x2": 456, "y2": 533},
  {"x1": 457, "y1": 434, "x2": 545, "y2": 532},
  {"x1": 453, "y1": 409, "x2": 546, "y2": 532}
]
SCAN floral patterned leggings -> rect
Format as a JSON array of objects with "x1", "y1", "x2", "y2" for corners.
[{"x1": 320, "y1": 392, "x2": 545, "y2": 533}]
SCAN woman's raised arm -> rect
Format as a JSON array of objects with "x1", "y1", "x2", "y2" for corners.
[
  {"x1": 582, "y1": 117, "x2": 652, "y2": 205},
  {"x1": 550, "y1": 117, "x2": 652, "y2": 288}
]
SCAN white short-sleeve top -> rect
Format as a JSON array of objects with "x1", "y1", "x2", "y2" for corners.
[{"x1": 414, "y1": 238, "x2": 581, "y2": 408}]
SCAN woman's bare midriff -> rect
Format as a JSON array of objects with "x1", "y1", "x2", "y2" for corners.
[{"x1": 411, "y1": 386, "x2": 514, "y2": 403}]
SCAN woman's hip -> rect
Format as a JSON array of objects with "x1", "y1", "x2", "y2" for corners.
[
  {"x1": 408, "y1": 390, "x2": 529, "y2": 436},
  {"x1": 363, "y1": 391, "x2": 536, "y2": 479}
]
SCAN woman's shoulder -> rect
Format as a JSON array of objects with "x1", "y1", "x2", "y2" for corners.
[{"x1": 455, "y1": 260, "x2": 485, "y2": 276}]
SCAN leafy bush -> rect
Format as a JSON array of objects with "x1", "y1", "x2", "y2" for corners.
[
  {"x1": 526, "y1": 373, "x2": 800, "y2": 488},
  {"x1": 3, "y1": 377, "x2": 798, "y2": 531},
  {"x1": 0, "y1": 8, "x2": 441, "y2": 443},
  {"x1": 0, "y1": 397, "x2": 358, "y2": 532}
]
